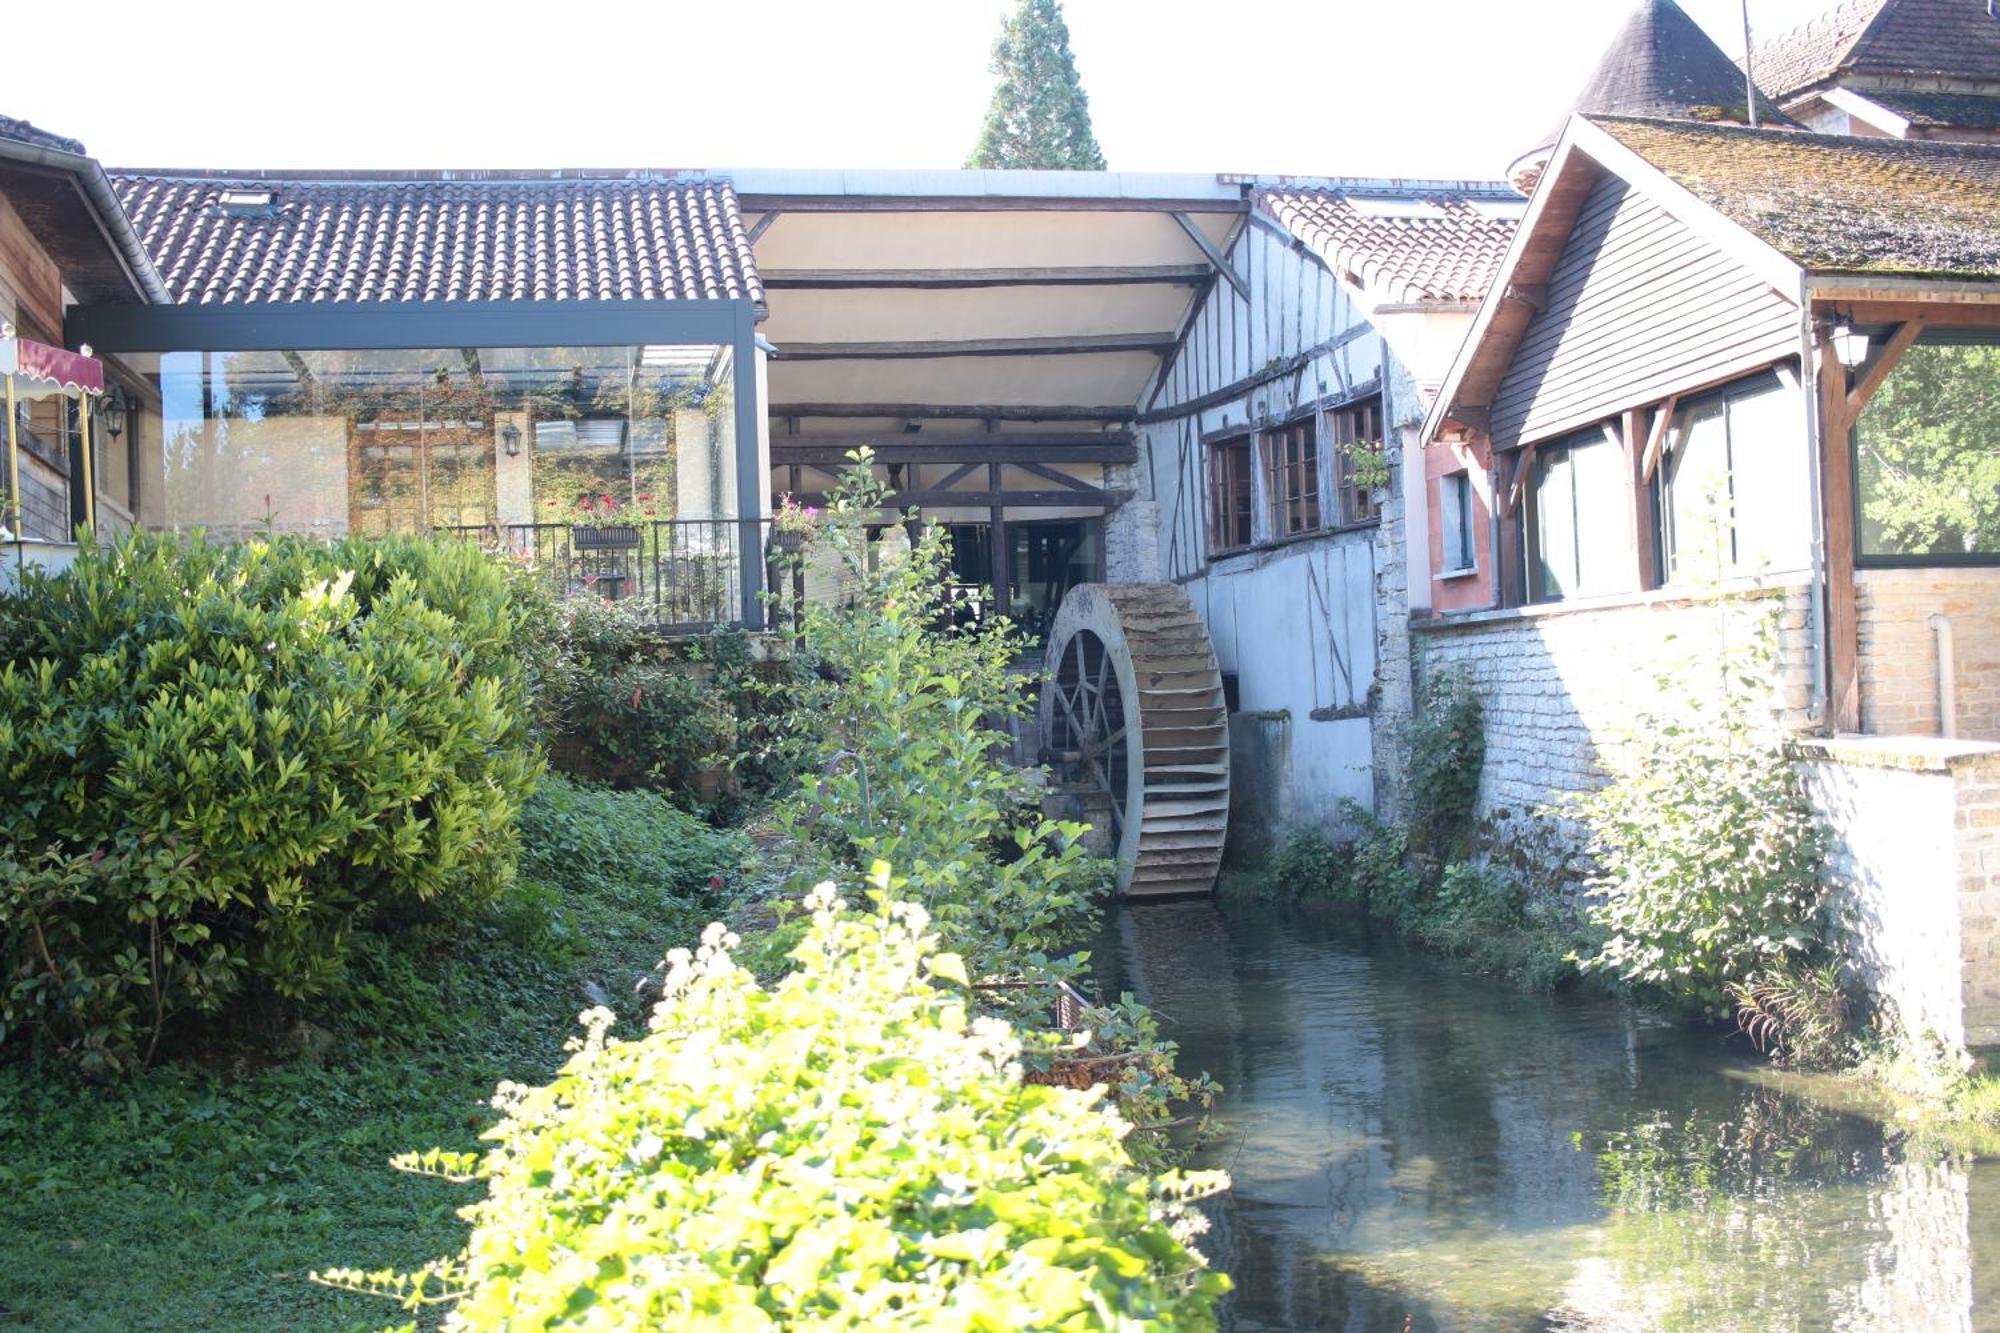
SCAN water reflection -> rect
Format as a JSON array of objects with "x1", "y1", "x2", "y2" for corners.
[{"x1": 1093, "y1": 899, "x2": 1991, "y2": 1332}]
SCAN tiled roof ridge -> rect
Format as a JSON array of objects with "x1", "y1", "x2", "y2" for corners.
[
  {"x1": 1586, "y1": 108, "x2": 2000, "y2": 155},
  {"x1": 0, "y1": 112, "x2": 87, "y2": 158},
  {"x1": 107, "y1": 166, "x2": 726, "y2": 185}
]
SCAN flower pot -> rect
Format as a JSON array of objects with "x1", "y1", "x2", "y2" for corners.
[
  {"x1": 770, "y1": 529, "x2": 808, "y2": 556},
  {"x1": 573, "y1": 524, "x2": 642, "y2": 551}
]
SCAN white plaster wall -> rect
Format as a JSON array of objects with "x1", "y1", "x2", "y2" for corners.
[{"x1": 1803, "y1": 751, "x2": 1967, "y2": 1049}]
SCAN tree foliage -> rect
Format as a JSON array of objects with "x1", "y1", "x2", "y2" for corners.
[
  {"x1": 967, "y1": 0, "x2": 1107, "y2": 170},
  {"x1": 318, "y1": 875, "x2": 1228, "y2": 1330},
  {"x1": 1857, "y1": 342, "x2": 2000, "y2": 557}
]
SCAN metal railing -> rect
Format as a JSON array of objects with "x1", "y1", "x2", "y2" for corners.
[{"x1": 441, "y1": 518, "x2": 757, "y2": 630}]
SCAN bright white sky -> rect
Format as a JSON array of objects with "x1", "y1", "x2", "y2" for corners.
[{"x1": 17, "y1": 0, "x2": 1837, "y2": 181}]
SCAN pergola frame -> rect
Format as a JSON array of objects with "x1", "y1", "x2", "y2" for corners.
[{"x1": 67, "y1": 297, "x2": 770, "y2": 627}]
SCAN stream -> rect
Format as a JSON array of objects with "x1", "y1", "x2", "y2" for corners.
[{"x1": 1094, "y1": 898, "x2": 1999, "y2": 1332}]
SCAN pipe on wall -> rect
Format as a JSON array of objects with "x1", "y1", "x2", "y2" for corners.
[
  {"x1": 1796, "y1": 279, "x2": 1829, "y2": 726},
  {"x1": 1934, "y1": 613, "x2": 1957, "y2": 739}
]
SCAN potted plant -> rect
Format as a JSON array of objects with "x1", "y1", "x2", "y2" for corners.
[
  {"x1": 563, "y1": 493, "x2": 646, "y2": 550},
  {"x1": 770, "y1": 493, "x2": 819, "y2": 557}
]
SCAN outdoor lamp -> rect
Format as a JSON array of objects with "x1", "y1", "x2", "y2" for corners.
[
  {"x1": 104, "y1": 385, "x2": 126, "y2": 439},
  {"x1": 501, "y1": 422, "x2": 522, "y2": 457},
  {"x1": 1832, "y1": 323, "x2": 1871, "y2": 369}
]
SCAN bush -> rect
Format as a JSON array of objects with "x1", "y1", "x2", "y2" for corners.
[
  {"x1": 1562, "y1": 615, "x2": 1828, "y2": 1017},
  {"x1": 549, "y1": 600, "x2": 794, "y2": 816},
  {"x1": 1409, "y1": 860, "x2": 1577, "y2": 991},
  {"x1": 319, "y1": 876, "x2": 1229, "y2": 1329},
  {"x1": 1729, "y1": 962, "x2": 1852, "y2": 1069},
  {"x1": 1403, "y1": 666, "x2": 1484, "y2": 856},
  {"x1": 1270, "y1": 825, "x2": 1343, "y2": 901},
  {"x1": 0, "y1": 530, "x2": 542, "y2": 1070}
]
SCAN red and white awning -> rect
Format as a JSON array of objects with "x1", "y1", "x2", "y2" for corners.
[{"x1": 1, "y1": 333, "x2": 104, "y2": 399}]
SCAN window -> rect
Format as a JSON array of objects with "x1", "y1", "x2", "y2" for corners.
[
  {"x1": 1207, "y1": 434, "x2": 1253, "y2": 553},
  {"x1": 1527, "y1": 430, "x2": 1628, "y2": 603},
  {"x1": 1856, "y1": 339, "x2": 2000, "y2": 561},
  {"x1": 1655, "y1": 371, "x2": 1806, "y2": 581},
  {"x1": 1440, "y1": 470, "x2": 1476, "y2": 573},
  {"x1": 1329, "y1": 396, "x2": 1383, "y2": 525},
  {"x1": 1262, "y1": 417, "x2": 1320, "y2": 537}
]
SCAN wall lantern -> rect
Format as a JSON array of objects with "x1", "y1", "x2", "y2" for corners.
[
  {"x1": 501, "y1": 422, "x2": 522, "y2": 457},
  {"x1": 103, "y1": 384, "x2": 127, "y2": 439},
  {"x1": 1832, "y1": 323, "x2": 1871, "y2": 369}
]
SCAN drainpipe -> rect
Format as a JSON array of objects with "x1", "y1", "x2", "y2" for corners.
[
  {"x1": 1934, "y1": 613, "x2": 1957, "y2": 738},
  {"x1": 1796, "y1": 277, "x2": 1829, "y2": 725}
]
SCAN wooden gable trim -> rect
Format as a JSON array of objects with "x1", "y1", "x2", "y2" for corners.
[{"x1": 1844, "y1": 319, "x2": 1925, "y2": 422}]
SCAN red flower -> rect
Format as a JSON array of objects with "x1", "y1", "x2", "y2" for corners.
[{"x1": 636, "y1": 493, "x2": 654, "y2": 502}]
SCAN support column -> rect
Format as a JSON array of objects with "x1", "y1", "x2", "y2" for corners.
[
  {"x1": 988, "y1": 461, "x2": 1010, "y2": 620},
  {"x1": 732, "y1": 305, "x2": 765, "y2": 629}
]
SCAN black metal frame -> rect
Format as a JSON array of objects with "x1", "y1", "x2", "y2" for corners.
[{"x1": 67, "y1": 298, "x2": 769, "y2": 624}]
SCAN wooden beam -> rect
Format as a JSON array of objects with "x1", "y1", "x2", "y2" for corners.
[
  {"x1": 1820, "y1": 340, "x2": 1860, "y2": 733},
  {"x1": 1624, "y1": 407, "x2": 1659, "y2": 591},
  {"x1": 1170, "y1": 212, "x2": 1250, "y2": 302},
  {"x1": 1844, "y1": 319, "x2": 1924, "y2": 423},
  {"x1": 1640, "y1": 395, "x2": 1678, "y2": 483},
  {"x1": 1010, "y1": 461, "x2": 1098, "y2": 491},
  {"x1": 988, "y1": 463, "x2": 1011, "y2": 619},
  {"x1": 759, "y1": 265, "x2": 1211, "y2": 289},
  {"x1": 791, "y1": 489, "x2": 1116, "y2": 510},
  {"x1": 735, "y1": 194, "x2": 1245, "y2": 215},
  {"x1": 746, "y1": 211, "x2": 781, "y2": 243},
  {"x1": 769, "y1": 402, "x2": 1135, "y2": 422},
  {"x1": 1503, "y1": 282, "x2": 1548, "y2": 313},
  {"x1": 770, "y1": 437, "x2": 1135, "y2": 467},
  {"x1": 777, "y1": 332, "x2": 1178, "y2": 360}
]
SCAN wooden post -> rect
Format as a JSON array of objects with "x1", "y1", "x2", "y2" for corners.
[
  {"x1": 1624, "y1": 407, "x2": 1659, "y2": 591},
  {"x1": 1818, "y1": 340, "x2": 1860, "y2": 733},
  {"x1": 988, "y1": 462, "x2": 1010, "y2": 620}
]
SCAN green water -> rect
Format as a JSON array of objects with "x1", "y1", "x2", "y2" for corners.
[{"x1": 1096, "y1": 899, "x2": 2000, "y2": 1332}]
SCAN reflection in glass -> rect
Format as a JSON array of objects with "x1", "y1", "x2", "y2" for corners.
[{"x1": 1857, "y1": 342, "x2": 2000, "y2": 560}]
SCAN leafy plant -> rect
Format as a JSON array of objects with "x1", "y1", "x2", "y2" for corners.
[
  {"x1": 1561, "y1": 610, "x2": 1829, "y2": 1017},
  {"x1": 0, "y1": 530, "x2": 542, "y2": 1071},
  {"x1": 1344, "y1": 438, "x2": 1392, "y2": 492},
  {"x1": 1270, "y1": 825, "x2": 1344, "y2": 901},
  {"x1": 1729, "y1": 961, "x2": 1851, "y2": 1069},
  {"x1": 1403, "y1": 666, "x2": 1485, "y2": 856},
  {"x1": 318, "y1": 874, "x2": 1230, "y2": 1329}
]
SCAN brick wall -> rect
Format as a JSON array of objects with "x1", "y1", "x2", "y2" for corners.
[
  {"x1": 1856, "y1": 567, "x2": 2000, "y2": 741},
  {"x1": 1412, "y1": 582, "x2": 1815, "y2": 868}
]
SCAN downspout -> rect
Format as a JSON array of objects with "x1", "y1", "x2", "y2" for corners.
[{"x1": 1796, "y1": 273, "x2": 1828, "y2": 726}]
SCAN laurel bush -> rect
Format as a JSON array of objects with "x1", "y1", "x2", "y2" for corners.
[
  {"x1": 319, "y1": 873, "x2": 1229, "y2": 1330},
  {"x1": 0, "y1": 530, "x2": 542, "y2": 1070}
]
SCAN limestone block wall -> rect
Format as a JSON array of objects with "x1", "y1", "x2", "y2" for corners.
[
  {"x1": 1799, "y1": 737, "x2": 2000, "y2": 1050},
  {"x1": 1856, "y1": 567, "x2": 2000, "y2": 741},
  {"x1": 1411, "y1": 582, "x2": 1815, "y2": 868}
]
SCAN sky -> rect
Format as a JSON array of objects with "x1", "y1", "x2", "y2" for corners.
[{"x1": 14, "y1": 0, "x2": 1840, "y2": 181}]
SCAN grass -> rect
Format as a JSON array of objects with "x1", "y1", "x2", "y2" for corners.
[{"x1": 0, "y1": 776, "x2": 741, "y2": 1331}]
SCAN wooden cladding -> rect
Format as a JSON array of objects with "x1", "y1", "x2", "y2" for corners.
[{"x1": 1489, "y1": 175, "x2": 1797, "y2": 451}]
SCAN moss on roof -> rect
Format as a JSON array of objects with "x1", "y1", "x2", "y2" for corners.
[{"x1": 1591, "y1": 114, "x2": 2000, "y2": 278}]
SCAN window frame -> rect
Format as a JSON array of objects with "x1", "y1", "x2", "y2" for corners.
[
  {"x1": 1524, "y1": 427, "x2": 1629, "y2": 605},
  {"x1": 1439, "y1": 469, "x2": 1477, "y2": 575},
  {"x1": 1206, "y1": 431, "x2": 1255, "y2": 555},
  {"x1": 1328, "y1": 395, "x2": 1384, "y2": 526},
  {"x1": 1260, "y1": 414, "x2": 1322, "y2": 539},
  {"x1": 1849, "y1": 328, "x2": 2000, "y2": 570}
]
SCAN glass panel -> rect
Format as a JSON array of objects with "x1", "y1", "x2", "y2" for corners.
[
  {"x1": 1662, "y1": 397, "x2": 1731, "y2": 581},
  {"x1": 1725, "y1": 378, "x2": 1808, "y2": 574},
  {"x1": 1533, "y1": 446, "x2": 1578, "y2": 601},
  {"x1": 136, "y1": 344, "x2": 737, "y2": 541},
  {"x1": 1857, "y1": 342, "x2": 2000, "y2": 558},
  {"x1": 1570, "y1": 435, "x2": 1627, "y2": 598}
]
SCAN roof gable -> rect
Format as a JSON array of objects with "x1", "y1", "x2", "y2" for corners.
[
  {"x1": 112, "y1": 172, "x2": 764, "y2": 307},
  {"x1": 1752, "y1": 0, "x2": 2000, "y2": 102}
]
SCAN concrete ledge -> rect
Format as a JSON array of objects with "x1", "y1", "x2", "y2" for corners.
[
  {"x1": 1793, "y1": 734, "x2": 2000, "y2": 775},
  {"x1": 1411, "y1": 578, "x2": 1807, "y2": 635}
]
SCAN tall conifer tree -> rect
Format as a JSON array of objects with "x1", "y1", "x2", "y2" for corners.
[{"x1": 967, "y1": 0, "x2": 1107, "y2": 170}]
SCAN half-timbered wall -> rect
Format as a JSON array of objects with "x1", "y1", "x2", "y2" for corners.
[
  {"x1": 1134, "y1": 218, "x2": 1417, "y2": 845},
  {"x1": 1489, "y1": 174, "x2": 1798, "y2": 450}
]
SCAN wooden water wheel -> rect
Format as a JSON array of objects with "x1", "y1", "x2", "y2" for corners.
[{"x1": 1038, "y1": 583, "x2": 1230, "y2": 898}]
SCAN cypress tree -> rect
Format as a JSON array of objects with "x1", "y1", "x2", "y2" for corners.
[{"x1": 967, "y1": 0, "x2": 1107, "y2": 170}]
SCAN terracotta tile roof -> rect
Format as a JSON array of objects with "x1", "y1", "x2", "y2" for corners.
[
  {"x1": 0, "y1": 113, "x2": 86, "y2": 157},
  {"x1": 1256, "y1": 189, "x2": 1520, "y2": 305},
  {"x1": 1593, "y1": 114, "x2": 2000, "y2": 277},
  {"x1": 1750, "y1": 0, "x2": 2000, "y2": 102},
  {"x1": 110, "y1": 173, "x2": 764, "y2": 306}
]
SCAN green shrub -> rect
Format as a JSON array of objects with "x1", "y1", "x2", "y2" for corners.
[
  {"x1": 1729, "y1": 961, "x2": 1852, "y2": 1069},
  {"x1": 0, "y1": 530, "x2": 542, "y2": 1070},
  {"x1": 1562, "y1": 613, "x2": 1828, "y2": 1017},
  {"x1": 1403, "y1": 666, "x2": 1484, "y2": 856},
  {"x1": 1409, "y1": 860, "x2": 1577, "y2": 991},
  {"x1": 318, "y1": 876, "x2": 1229, "y2": 1329}
]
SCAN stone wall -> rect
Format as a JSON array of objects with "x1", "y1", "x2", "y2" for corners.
[
  {"x1": 1411, "y1": 581, "x2": 1815, "y2": 867},
  {"x1": 1856, "y1": 567, "x2": 2000, "y2": 741},
  {"x1": 1799, "y1": 737, "x2": 2000, "y2": 1051}
]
